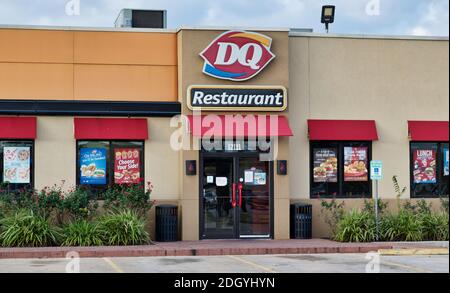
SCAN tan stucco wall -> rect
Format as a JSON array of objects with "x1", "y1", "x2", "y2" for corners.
[
  {"x1": 35, "y1": 117, "x2": 77, "y2": 190},
  {"x1": 33, "y1": 117, "x2": 180, "y2": 202},
  {"x1": 289, "y1": 36, "x2": 449, "y2": 201},
  {"x1": 177, "y1": 29, "x2": 291, "y2": 240}
]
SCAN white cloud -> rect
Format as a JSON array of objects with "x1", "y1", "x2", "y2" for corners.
[{"x1": 0, "y1": 0, "x2": 447, "y2": 36}]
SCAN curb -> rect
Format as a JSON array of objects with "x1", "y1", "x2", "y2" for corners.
[
  {"x1": 378, "y1": 248, "x2": 449, "y2": 256},
  {"x1": 0, "y1": 244, "x2": 394, "y2": 259}
]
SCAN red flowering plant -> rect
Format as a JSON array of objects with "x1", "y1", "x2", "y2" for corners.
[
  {"x1": 103, "y1": 180, "x2": 155, "y2": 218},
  {"x1": 34, "y1": 183, "x2": 65, "y2": 224}
]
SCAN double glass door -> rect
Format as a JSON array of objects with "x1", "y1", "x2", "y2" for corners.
[{"x1": 201, "y1": 155, "x2": 272, "y2": 239}]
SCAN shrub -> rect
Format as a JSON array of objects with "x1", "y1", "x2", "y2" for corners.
[
  {"x1": 320, "y1": 199, "x2": 345, "y2": 238},
  {"x1": 98, "y1": 210, "x2": 149, "y2": 246},
  {"x1": 440, "y1": 197, "x2": 449, "y2": 214},
  {"x1": 63, "y1": 188, "x2": 98, "y2": 221},
  {"x1": 103, "y1": 182, "x2": 154, "y2": 217},
  {"x1": 35, "y1": 185, "x2": 65, "y2": 223},
  {"x1": 334, "y1": 210, "x2": 377, "y2": 243},
  {"x1": 381, "y1": 210, "x2": 423, "y2": 242},
  {"x1": 420, "y1": 212, "x2": 449, "y2": 241},
  {"x1": 0, "y1": 210, "x2": 62, "y2": 247},
  {"x1": 363, "y1": 199, "x2": 388, "y2": 216},
  {"x1": 61, "y1": 220, "x2": 103, "y2": 247},
  {"x1": 0, "y1": 186, "x2": 35, "y2": 216}
]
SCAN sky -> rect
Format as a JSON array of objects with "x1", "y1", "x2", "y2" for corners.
[{"x1": 0, "y1": 0, "x2": 448, "y2": 36}]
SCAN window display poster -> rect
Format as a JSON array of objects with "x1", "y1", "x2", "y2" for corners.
[
  {"x1": 344, "y1": 147, "x2": 369, "y2": 182},
  {"x1": 80, "y1": 148, "x2": 107, "y2": 185},
  {"x1": 444, "y1": 148, "x2": 449, "y2": 177},
  {"x1": 114, "y1": 148, "x2": 141, "y2": 184},
  {"x1": 3, "y1": 147, "x2": 31, "y2": 184},
  {"x1": 254, "y1": 172, "x2": 267, "y2": 185},
  {"x1": 313, "y1": 148, "x2": 338, "y2": 183},
  {"x1": 413, "y1": 149, "x2": 437, "y2": 184}
]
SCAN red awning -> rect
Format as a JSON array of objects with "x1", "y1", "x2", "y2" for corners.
[
  {"x1": 74, "y1": 118, "x2": 149, "y2": 140},
  {"x1": 0, "y1": 117, "x2": 37, "y2": 139},
  {"x1": 408, "y1": 121, "x2": 449, "y2": 141},
  {"x1": 187, "y1": 115, "x2": 293, "y2": 137},
  {"x1": 308, "y1": 119, "x2": 378, "y2": 141}
]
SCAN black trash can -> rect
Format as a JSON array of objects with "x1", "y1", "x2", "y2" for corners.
[
  {"x1": 155, "y1": 204, "x2": 178, "y2": 242},
  {"x1": 290, "y1": 203, "x2": 312, "y2": 239}
]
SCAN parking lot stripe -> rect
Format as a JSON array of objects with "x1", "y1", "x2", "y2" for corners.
[
  {"x1": 103, "y1": 258, "x2": 124, "y2": 273},
  {"x1": 227, "y1": 255, "x2": 277, "y2": 273},
  {"x1": 381, "y1": 259, "x2": 431, "y2": 273}
]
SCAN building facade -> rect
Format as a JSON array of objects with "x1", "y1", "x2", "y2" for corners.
[{"x1": 0, "y1": 25, "x2": 448, "y2": 240}]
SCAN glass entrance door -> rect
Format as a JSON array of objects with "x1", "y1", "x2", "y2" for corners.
[
  {"x1": 237, "y1": 157, "x2": 271, "y2": 238},
  {"x1": 201, "y1": 154, "x2": 272, "y2": 239},
  {"x1": 202, "y1": 157, "x2": 235, "y2": 239}
]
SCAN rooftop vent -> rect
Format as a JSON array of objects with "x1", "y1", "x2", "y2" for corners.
[{"x1": 115, "y1": 9, "x2": 167, "y2": 29}]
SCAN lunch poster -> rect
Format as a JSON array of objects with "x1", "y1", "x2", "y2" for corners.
[
  {"x1": 344, "y1": 147, "x2": 368, "y2": 182},
  {"x1": 413, "y1": 149, "x2": 437, "y2": 184},
  {"x1": 3, "y1": 147, "x2": 31, "y2": 184},
  {"x1": 313, "y1": 148, "x2": 338, "y2": 183},
  {"x1": 80, "y1": 148, "x2": 107, "y2": 185},
  {"x1": 114, "y1": 148, "x2": 141, "y2": 184}
]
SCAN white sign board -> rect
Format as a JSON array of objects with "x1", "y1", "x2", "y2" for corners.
[{"x1": 370, "y1": 161, "x2": 383, "y2": 180}]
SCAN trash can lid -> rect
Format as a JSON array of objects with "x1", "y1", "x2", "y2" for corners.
[{"x1": 157, "y1": 204, "x2": 178, "y2": 209}]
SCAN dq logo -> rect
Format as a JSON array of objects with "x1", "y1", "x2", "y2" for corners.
[{"x1": 200, "y1": 31, "x2": 276, "y2": 81}]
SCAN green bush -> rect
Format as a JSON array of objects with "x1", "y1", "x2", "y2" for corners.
[
  {"x1": 420, "y1": 213, "x2": 449, "y2": 241},
  {"x1": 0, "y1": 210, "x2": 62, "y2": 247},
  {"x1": 381, "y1": 210, "x2": 423, "y2": 242},
  {"x1": 98, "y1": 210, "x2": 149, "y2": 246},
  {"x1": 334, "y1": 210, "x2": 377, "y2": 242},
  {"x1": 103, "y1": 182, "x2": 154, "y2": 217},
  {"x1": 320, "y1": 199, "x2": 345, "y2": 237},
  {"x1": 63, "y1": 188, "x2": 98, "y2": 221},
  {"x1": 61, "y1": 220, "x2": 103, "y2": 247}
]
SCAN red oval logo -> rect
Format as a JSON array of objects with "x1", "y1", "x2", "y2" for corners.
[{"x1": 200, "y1": 31, "x2": 276, "y2": 81}]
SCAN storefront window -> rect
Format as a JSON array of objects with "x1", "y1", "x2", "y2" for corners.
[
  {"x1": 0, "y1": 141, "x2": 34, "y2": 191},
  {"x1": 411, "y1": 142, "x2": 449, "y2": 198},
  {"x1": 76, "y1": 141, "x2": 145, "y2": 195},
  {"x1": 310, "y1": 141, "x2": 372, "y2": 198}
]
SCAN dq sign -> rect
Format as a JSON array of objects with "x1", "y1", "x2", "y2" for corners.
[{"x1": 200, "y1": 31, "x2": 276, "y2": 81}]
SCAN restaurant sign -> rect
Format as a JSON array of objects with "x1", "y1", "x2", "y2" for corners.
[{"x1": 187, "y1": 85, "x2": 287, "y2": 112}]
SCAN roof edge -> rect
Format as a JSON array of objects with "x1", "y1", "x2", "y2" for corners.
[{"x1": 289, "y1": 31, "x2": 449, "y2": 41}]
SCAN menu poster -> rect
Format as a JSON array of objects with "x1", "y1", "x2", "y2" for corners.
[
  {"x1": 444, "y1": 148, "x2": 449, "y2": 177},
  {"x1": 344, "y1": 147, "x2": 369, "y2": 182},
  {"x1": 80, "y1": 148, "x2": 107, "y2": 185},
  {"x1": 413, "y1": 149, "x2": 437, "y2": 184},
  {"x1": 313, "y1": 148, "x2": 338, "y2": 183},
  {"x1": 3, "y1": 147, "x2": 31, "y2": 184},
  {"x1": 114, "y1": 148, "x2": 141, "y2": 184}
]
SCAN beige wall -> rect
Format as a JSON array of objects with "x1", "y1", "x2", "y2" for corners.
[
  {"x1": 177, "y1": 29, "x2": 291, "y2": 240},
  {"x1": 289, "y1": 36, "x2": 449, "y2": 201},
  {"x1": 0, "y1": 28, "x2": 177, "y2": 102},
  {"x1": 33, "y1": 117, "x2": 179, "y2": 201}
]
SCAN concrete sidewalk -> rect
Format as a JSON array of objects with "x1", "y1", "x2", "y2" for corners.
[{"x1": 0, "y1": 239, "x2": 447, "y2": 259}]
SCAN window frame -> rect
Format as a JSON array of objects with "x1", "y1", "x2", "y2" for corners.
[
  {"x1": 410, "y1": 141, "x2": 449, "y2": 198},
  {"x1": 76, "y1": 140, "x2": 145, "y2": 197},
  {"x1": 0, "y1": 140, "x2": 35, "y2": 191},
  {"x1": 309, "y1": 141, "x2": 373, "y2": 199}
]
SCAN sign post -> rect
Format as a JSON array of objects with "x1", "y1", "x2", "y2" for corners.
[{"x1": 370, "y1": 160, "x2": 383, "y2": 241}]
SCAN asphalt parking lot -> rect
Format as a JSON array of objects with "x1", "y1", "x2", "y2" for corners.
[{"x1": 0, "y1": 253, "x2": 448, "y2": 273}]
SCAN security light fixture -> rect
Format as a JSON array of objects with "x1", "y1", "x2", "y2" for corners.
[{"x1": 321, "y1": 5, "x2": 336, "y2": 33}]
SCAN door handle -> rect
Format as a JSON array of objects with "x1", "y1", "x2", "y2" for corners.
[
  {"x1": 238, "y1": 183, "x2": 243, "y2": 208},
  {"x1": 232, "y1": 183, "x2": 237, "y2": 208}
]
